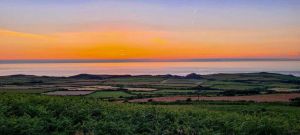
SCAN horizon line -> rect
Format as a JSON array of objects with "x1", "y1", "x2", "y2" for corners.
[{"x1": 1, "y1": 58, "x2": 300, "y2": 64}]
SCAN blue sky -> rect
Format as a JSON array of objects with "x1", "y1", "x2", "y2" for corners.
[{"x1": 1, "y1": 0, "x2": 299, "y2": 33}]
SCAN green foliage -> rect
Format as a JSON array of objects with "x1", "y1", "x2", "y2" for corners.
[{"x1": 0, "y1": 93, "x2": 300, "y2": 135}]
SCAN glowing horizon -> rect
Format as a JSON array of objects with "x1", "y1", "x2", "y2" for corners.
[{"x1": 1, "y1": 0, "x2": 299, "y2": 60}]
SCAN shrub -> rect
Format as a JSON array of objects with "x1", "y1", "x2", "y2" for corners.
[
  {"x1": 186, "y1": 98, "x2": 192, "y2": 102},
  {"x1": 290, "y1": 97, "x2": 300, "y2": 106},
  {"x1": 0, "y1": 93, "x2": 299, "y2": 135}
]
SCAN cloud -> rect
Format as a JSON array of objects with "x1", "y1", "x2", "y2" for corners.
[{"x1": 0, "y1": 29, "x2": 52, "y2": 40}]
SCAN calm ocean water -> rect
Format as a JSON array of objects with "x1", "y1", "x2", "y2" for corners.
[{"x1": 0, "y1": 61, "x2": 300, "y2": 76}]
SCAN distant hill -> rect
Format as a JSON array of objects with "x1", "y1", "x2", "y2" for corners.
[{"x1": 69, "y1": 74, "x2": 132, "y2": 80}]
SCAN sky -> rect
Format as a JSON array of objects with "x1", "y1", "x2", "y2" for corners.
[{"x1": 0, "y1": 0, "x2": 300, "y2": 60}]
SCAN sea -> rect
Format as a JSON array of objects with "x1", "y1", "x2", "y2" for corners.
[{"x1": 0, "y1": 60, "x2": 300, "y2": 77}]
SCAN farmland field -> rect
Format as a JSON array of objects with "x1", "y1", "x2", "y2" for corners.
[
  {"x1": 1, "y1": 72, "x2": 300, "y2": 100},
  {"x1": 131, "y1": 89, "x2": 198, "y2": 95},
  {"x1": 0, "y1": 89, "x2": 51, "y2": 93},
  {"x1": 87, "y1": 91, "x2": 134, "y2": 98},
  {"x1": 126, "y1": 87, "x2": 157, "y2": 91},
  {"x1": 129, "y1": 93, "x2": 300, "y2": 102},
  {"x1": 43, "y1": 90, "x2": 94, "y2": 96}
]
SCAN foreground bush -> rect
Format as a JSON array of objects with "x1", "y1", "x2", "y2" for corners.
[{"x1": 0, "y1": 93, "x2": 299, "y2": 135}]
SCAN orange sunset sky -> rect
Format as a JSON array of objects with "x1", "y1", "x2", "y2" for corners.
[{"x1": 0, "y1": 0, "x2": 299, "y2": 60}]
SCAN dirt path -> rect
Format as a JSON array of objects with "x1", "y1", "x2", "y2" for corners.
[{"x1": 129, "y1": 93, "x2": 300, "y2": 103}]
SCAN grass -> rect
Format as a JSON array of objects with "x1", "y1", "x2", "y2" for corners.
[{"x1": 87, "y1": 91, "x2": 134, "y2": 98}]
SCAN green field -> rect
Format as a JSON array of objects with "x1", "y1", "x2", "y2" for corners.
[
  {"x1": 0, "y1": 89, "x2": 52, "y2": 93},
  {"x1": 131, "y1": 89, "x2": 198, "y2": 95},
  {"x1": 0, "y1": 93, "x2": 299, "y2": 135},
  {"x1": 88, "y1": 91, "x2": 134, "y2": 98},
  {"x1": 107, "y1": 76, "x2": 165, "y2": 83}
]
